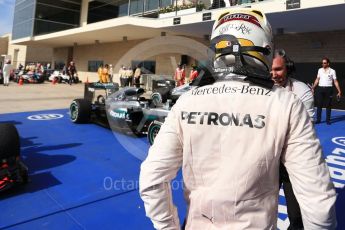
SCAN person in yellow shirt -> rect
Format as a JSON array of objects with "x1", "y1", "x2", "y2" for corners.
[
  {"x1": 101, "y1": 64, "x2": 109, "y2": 83},
  {"x1": 119, "y1": 65, "x2": 126, "y2": 87},
  {"x1": 97, "y1": 64, "x2": 103, "y2": 83},
  {"x1": 126, "y1": 67, "x2": 134, "y2": 86},
  {"x1": 134, "y1": 65, "x2": 141, "y2": 88}
]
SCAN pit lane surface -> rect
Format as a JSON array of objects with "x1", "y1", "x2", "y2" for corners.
[{"x1": 0, "y1": 109, "x2": 344, "y2": 229}]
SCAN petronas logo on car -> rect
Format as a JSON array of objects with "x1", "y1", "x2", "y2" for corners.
[{"x1": 110, "y1": 109, "x2": 127, "y2": 119}]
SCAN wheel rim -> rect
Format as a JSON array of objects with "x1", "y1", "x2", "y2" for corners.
[
  {"x1": 151, "y1": 93, "x2": 162, "y2": 106},
  {"x1": 70, "y1": 102, "x2": 79, "y2": 121},
  {"x1": 149, "y1": 124, "x2": 161, "y2": 145}
]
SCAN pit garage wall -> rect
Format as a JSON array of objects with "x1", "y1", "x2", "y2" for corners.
[
  {"x1": 7, "y1": 44, "x2": 27, "y2": 68},
  {"x1": 0, "y1": 35, "x2": 9, "y2": 55},
  {"x1": 53, "y1": 47, "x2": 69, "y2": 69},
  {"x1": 55, "y1": 36, "x2": 209, "y2": 83},
  {"x1": 52, "y1": 30, "x2": 345, "y2": 109},
  {"x1": 25, "y1": 45, "x2": 53, "y2": 65},
  {"x1": 0, "y1": 36, "x2": 9, "y2": 67},
  {"x1": 7, "y1": 45, "x2": 52, "y2": 69},
  {"x1": 275, "y1": 30, "x2": 345, "y2": 110}
]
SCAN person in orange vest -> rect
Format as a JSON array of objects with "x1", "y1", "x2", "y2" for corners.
[
  {"x1": 174, "y1": 63, "x2": 185, "y2": 87},
  {"x1": 189, "y1": 64, "x2": 199, "y2": 83}
]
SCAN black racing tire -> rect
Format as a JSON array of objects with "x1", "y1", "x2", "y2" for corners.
[
  {"x1": 152, "y1": 87, "x2": 170, "y2": 103},
  {"x1": 0, "y1": 123, "x2": 20, "y2": 159},
  {"x1": 96, "y1": 95, "x2": 106, "y2": 104},
  {"x1": 70, "y1": 99, "x2": 91, "y2": 123},
  {"x1": 151, "y1": 92, "x2": 163, "y2": 106},
  {"x1": 147, "y1": 121, "x2": 162, "y2": 146}
]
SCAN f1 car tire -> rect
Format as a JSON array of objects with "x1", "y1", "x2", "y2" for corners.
[
  {"x1": 70, "y1": 99, "x2": 91, "y2": 123},
  {"x1": 151, "y1": 92, "x2": 163, "y2": 106},
  {"x1": 96, "y1": 95, "x2": 106, "y2": 104},
  {"x1": 0, "y1": 123, "x2": 20, "y2": 159},
  {"x1": 152, "y1": 87, "x2": 170, "y2": 104},
  {"x1": 147, "y1": 121, "x2": 162, "y2": 146}
]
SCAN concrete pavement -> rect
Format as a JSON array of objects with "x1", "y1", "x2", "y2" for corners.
[{"x1": 0, "y1": 82, "x2": 84, "y2": 114}]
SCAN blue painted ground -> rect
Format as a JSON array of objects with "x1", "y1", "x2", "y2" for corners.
[{"x1": 0, "y1": 109, "x2": 344, "y2": 230}]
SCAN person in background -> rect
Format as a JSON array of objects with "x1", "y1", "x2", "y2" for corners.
[
  {"x1": 312, "y1": 57, "x2": 342, "y2": 125},
  {"x1": 18, "y1": 63, "x2": 24, "y2": 71},
  {"x1": 101, "y1": 64, "x2": 109, "y2": 83},
  {"x1": 68, "y1": 61, "x2": 77, "y2": 85},
  {"x1": 2, "y1": 60, "x2": 13, "y2": 86},
  {"x1": 122, "y1": 66, "x2": 129, "y2": 87},
  {"x1": 119, "y1": 65, "x2": 126, "y2": 87},
  {"x1": 36, "y1": 63, "x2": 43, "y2": 74},
  {"x1": 174, "y1": 63, "x2": 185, "y2": 87},
  {"x1": 98, "y1": 64, "x2": 104, "y2": 83},
  {"x1": 126, "y1": 67, "x2": 134, "y2": 87},
  {"x1": 140, "y1": 8, "x2": 336, "y2": 230},
  {"x1": 271, "y1": 49, "x2": 315, "y2": 230},
  {"x1": 271, "y1": 49, "x2": 315, "y2": 120},
  {"x1": 134, "y1": 65, "x2": 141, "y2": 88},
  {"x1": 189, "y1": 64, "x2": 199, "y2": 82},
  {"x1": 62, "y1": 64, "x2": 67, "y2": 75},
  {"x1": 109, "y1": 64, "x2": 113, "y2": 83}
]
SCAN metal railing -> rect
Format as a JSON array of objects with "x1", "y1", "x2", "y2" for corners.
[{"x1": 128, "y1": 0, "x2": 270, "y2": 17}]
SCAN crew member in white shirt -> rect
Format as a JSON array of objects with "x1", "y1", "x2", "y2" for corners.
[
  {"x1": 2, "y1": 60, "x2": 13, "y2": 86},
  {"x1": 312, "y1": 57, "x2": 342, "y2": 125}
]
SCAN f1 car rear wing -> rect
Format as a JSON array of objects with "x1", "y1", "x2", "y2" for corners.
[{"x1": 84, "y1": 82, "x2": 120, "y2": 102}]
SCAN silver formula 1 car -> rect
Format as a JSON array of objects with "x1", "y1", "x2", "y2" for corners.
[{"x1": 69, "y1": 81, "x2": 193, "y2": 142}]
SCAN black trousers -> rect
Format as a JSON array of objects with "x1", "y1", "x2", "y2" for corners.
[
  {"x1": 68, "y1": 75, "x2": 74, "y2": 85},
  {"x1": 134, "y1": 77, "x2": 140, "y2": 88},
  {"x1": 120, "y1": 77, "x2": 129, "y2": 87},
  {"x1": 316, "y1": 86, "x2": 333, "y2": 122},
  {"x1": 128, "y1": 77, "x2": 133, "y2": 87},
  {"x1": 280, "y1": 164, "x2": 304, "y2": 230}
]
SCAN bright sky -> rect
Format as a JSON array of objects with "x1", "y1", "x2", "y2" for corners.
[{"x1": 0, "y1": 0, "x2": 15, "y2": 36}]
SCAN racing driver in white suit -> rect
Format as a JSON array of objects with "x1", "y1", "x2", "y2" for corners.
[{"x1": 140, "y1": 9, "x2": 336, "y2": 230}]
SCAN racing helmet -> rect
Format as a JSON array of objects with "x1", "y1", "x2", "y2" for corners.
[{"x1": 210, "y1": 9, "x2": 273, "y2": 71}]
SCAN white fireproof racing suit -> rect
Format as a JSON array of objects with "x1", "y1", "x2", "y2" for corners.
[{"x1": 139, "y1": 77, "x2": 336, "y2": 230}]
